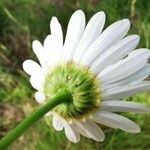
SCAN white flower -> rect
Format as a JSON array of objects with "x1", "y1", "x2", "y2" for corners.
[{"x1": 23, "y1": 10, "x2": 150, "y2": 143}]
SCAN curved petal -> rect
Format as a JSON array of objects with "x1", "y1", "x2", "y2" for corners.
[
  {"x1": 30, "y1": 73, "x2": 44, "y2": 90},
  {"x1": 73, "y1": 124, "x2": 90, "y2": 138},
  {"x1": 76, "y1": 120, "x2": 105, "y2": 142},
  {"x1": 103, "y1": 81, "x2": 150, "y2": 99},
  {"x1": 103, "y1": 64, "x2": 150, "y2": 90},
  {"x1": 64, "y1": 122, "x2": 80, "y2": 143},
  {"x1": 43, "y1": 34, "x2": 62, "y2": 66},
  {"x1": 32, "y1": 40, "x2": 46, "y2": 67},
  {"x1": 73, "y1": 11, "x2": 106, "y2": 62},
  {"x1": 80, "y1": 19, "x2": 130, "y2": 66},
  {"x1": 94, "y1": 111, "x2": 141, "y2": 133},
  {"x1": 62, "y1": 10, "x2": 85, "y2": 61},
  {"x1": 50, "y1": 17, "x2": 63, "y2": 62},
  {"x1": 23, "y1": 59, "x2": 42, "y2": 76},
  {"x1": 99, "y1": 49, "x2": 150, "y2": 83},
  {"x1": 91, "y1": 35, "x2": 139, "y2": 74},
  {"x1": 50, "y1": 16, "x2": 63, "y2": 45},
  {"x1": 52, "y1": 115, "x2": 64, "y2": 131},
  {"x1": 100, "y1": 100, "x2": 150, "y2": 113},
  {"x1": 35, "y1": 91, "x2": 46, "y2": 103}
]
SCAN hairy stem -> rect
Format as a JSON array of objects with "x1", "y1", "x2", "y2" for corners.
[{"x1": 0, "y1": 89, "x2": 71, "y2": 149}]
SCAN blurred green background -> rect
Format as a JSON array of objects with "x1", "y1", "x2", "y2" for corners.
[{"x1": 0, "y1": 0, "x2": 150, "y2": 149}]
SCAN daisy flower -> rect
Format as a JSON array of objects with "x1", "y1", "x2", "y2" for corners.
[{"x1": 23, "y1": 10, "x2": 150, "y2": 143}]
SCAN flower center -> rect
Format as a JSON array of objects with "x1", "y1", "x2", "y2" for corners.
[{"x1": 43, "y1": 61, "x2": 101, "y2": 121}]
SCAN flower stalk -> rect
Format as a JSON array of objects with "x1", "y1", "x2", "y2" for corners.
[{"x1": 0, "y1": 88, "x2": 72, "y2": 149}]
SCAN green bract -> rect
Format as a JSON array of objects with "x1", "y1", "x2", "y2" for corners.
[{"x1": 44, "y1": 61, "x2": 101, "y2": 120}]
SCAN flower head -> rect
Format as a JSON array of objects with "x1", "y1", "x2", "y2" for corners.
[{"x1": 23, "y1": 10, "x2": 150, "y2": 143}]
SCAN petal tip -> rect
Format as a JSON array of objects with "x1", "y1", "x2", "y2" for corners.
[
  {"x1": 100, "y1": 135, "x2": 105, "y2": 142},
  {"x1": 22, "y1": 60, "x2": 32, "y2": 75},
  {"x1": 32, "y1": 40, "x2": 42, "y2": 50},
  {"x1": 97, "y1": 11, "x2": 105, "y2": 16},
  {"x1": 134, "y1": 127, "x2": 141, "y2": 133},
  {"x1": 131, "y1": 34, "x2": 140, "y2": 41},
  {"x1": 134, "y1": 35, "x2": 140, "y2": 43},
  {"x1": 35, "y1": 92, "x2": 46, "y2": 103},
  {"x1": 130, "y1": 124, "x2": 141, "y2": 133},
  {"x1": 122, "y1": 18, "x2": 130, "y2": 27},
  {"x1": 73, "y1": 10, "x2": 85, "y2": 17},
  {"x1": 50, "y1": 16, "x2": 59, "y2": 25},
  {"x1": 32, "y1": 40, "x2": 39, "y2": 45},
  {"x1": 51, "y1": 16, "x2": 57, "y2": 20}
]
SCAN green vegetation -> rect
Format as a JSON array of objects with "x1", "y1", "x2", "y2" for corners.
[{"x1": 0, "y1": 0, "x2": 150, "y2": 149}]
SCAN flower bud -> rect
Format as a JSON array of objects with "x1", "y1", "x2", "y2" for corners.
[{"x1": 44, "y1": 61, "x2": 101, "y2": 121}]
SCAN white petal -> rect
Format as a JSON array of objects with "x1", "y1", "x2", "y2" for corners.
[
  {"x1": 99, "y1": 49, "x2": 150, "y2": 83},
  {"x1": 50, "y1": 17, "x2": 63, "y2": 45},
  {"x1": 43, "y1": 34, "x2": 52, "y2": 46},
  {"x1": 32, "y1": 40, "x2": 46, "y2": 67},
  {"x1": 103, "y1": 64, "x2": 150, "y2": 90},
  {"x1": 52, "y1": 115, "x2": 64, "y2": 131},
  {"x1": 76, "y1": 120, "x2": 105, "y2": 142},
  {"x1": 94, "y1": 111, "x2": 141, "y2": 133},
  {"x1": 50, "y1": 17, "x2": 63, "y2": 62},
  {"x1": 64, "y1": 122, "x2": 80, "y2": 143},
  {"x1": 101, "y1": 100, "x2": 150, "y2": 113},
  {"x1": 23, "y1": 59, "x2": 42, "y2": 76},
  {"x1": 80, "y1": 19, "x2": 130, "y2": 66},
  {"x1": 73, "y1": 124, "x2": 90, "y2": 138},
  {"x1": 73, "y1": 11, "x2": 106, "y2": 62},
  {"x1": 62, "y1": 10, "x2": 85, "y2": 61},
  {"x1": 103, "y1": 81, "x2": 150, "y2": 99},
  {"x1": 43, "y1": 35, "x2": 62, "y2": 66},
  {"x1": 91, "y1": 35, "x2": 140, "y2": 74},
  {"x1": 35, "y1": 91, "x2": 46, "y2": 103},
  {"x1": 30, "y1": 74, "x2": 44, "y2": 90}
]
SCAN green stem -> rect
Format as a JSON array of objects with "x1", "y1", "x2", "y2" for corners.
[{"x1": 0, "y1": 89, "x2": 71, "y2": 149}]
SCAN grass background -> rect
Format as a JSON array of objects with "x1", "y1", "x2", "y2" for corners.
[{"x1": 0, "y1": 0, "x2": 150, "y2": 149}]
